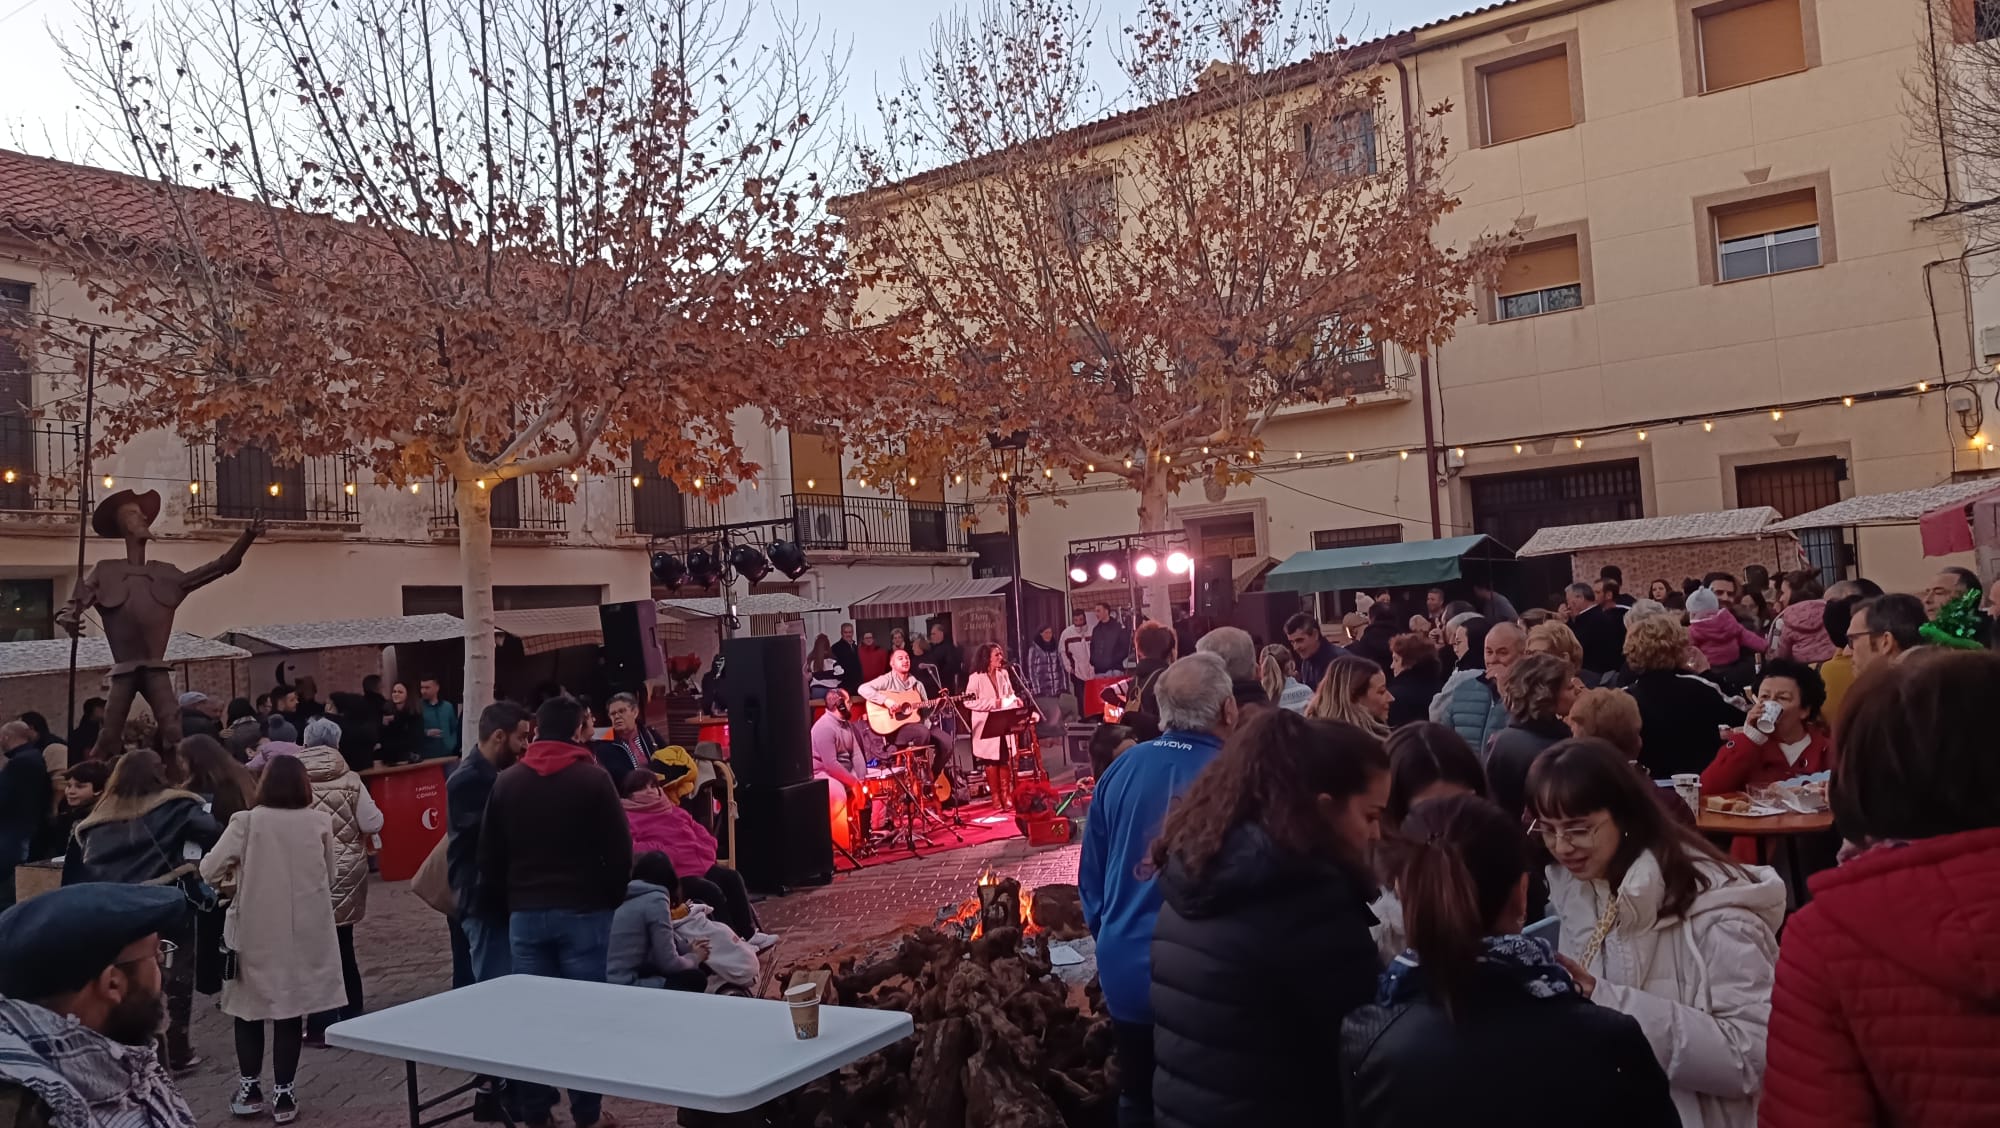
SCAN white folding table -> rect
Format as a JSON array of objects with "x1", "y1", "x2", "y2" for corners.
[{"x1": 326, "y1": 974, "x2": 913, "y2": 1126}]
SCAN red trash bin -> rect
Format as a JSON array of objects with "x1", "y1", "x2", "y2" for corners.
[{"x1": 361, "y1": 760, "x2": 450, "y2": 882}]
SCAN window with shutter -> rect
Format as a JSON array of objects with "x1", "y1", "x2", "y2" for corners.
[
  {"x1": 1713, "y1": 190, "x2": 1820, "y2": 281},
  {"x1": 1698, "y1": 0, "x2": 1808, "y2": 92},
  {"x1": 1496, "y1": 238, "x2": 1584, "y2": 320},
  {"x1": 1484, "y1": 52, "x2": 1574, "y2": 145}
]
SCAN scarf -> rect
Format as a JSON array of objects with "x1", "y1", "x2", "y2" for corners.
[
  {"x1": 1377, "y1": 933, "x2": 1578, "y2": 1007},
  {"x1": 1032, "y1": 633, "x2": 1058, "y2": 653},
  {"x1": 0, "y1": 999, "x2": 199, "y2": 1128},
  {"x1": 519, "y1": 740, "x2": 594, "y2": 776}
]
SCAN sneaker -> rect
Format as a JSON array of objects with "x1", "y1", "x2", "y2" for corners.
[
  {"x1": 749, "y1": 931, "x2": 780, "y2": 952},
  {"x1": 271, "y1": 1086, "x2": 298, "y2": 1125},
  {"x1": 168, "y1": 1053, "x2": 203, "y2": 1076},
  {"x1": 230, "y1": 1078, "x2": 265, "y2": 1118}
]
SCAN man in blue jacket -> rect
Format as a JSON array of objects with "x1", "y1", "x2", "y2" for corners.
[{"x1": 1079, "y1": 651, "x2": 1238, "y2": 1128}]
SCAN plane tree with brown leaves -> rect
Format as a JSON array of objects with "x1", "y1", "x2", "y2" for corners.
[
  {"x1": 842, "y1": 0, "x2": 1502, "y2": 603},
  {"x1": 21, "y1": 0, "x2": 862, "y2": 720}
]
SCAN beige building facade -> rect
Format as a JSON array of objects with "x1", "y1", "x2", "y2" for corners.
[{"x1": 880, "y1": 0, "x2": 1991, "y2": 607}]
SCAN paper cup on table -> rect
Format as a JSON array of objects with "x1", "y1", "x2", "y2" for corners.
[
  {"x1": 786, "y1": 982, "x2": 821, "y2": 1040},
  {"x1": 1671, "y1": 773, "x2": 1701, "y2": 814}
]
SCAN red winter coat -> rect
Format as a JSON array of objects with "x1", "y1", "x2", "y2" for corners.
[{"x1": 1760, "y1": 827, "x2": 2000, "y2": 1128}]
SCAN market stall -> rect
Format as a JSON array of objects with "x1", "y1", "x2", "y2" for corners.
[{"x1": 1517, "y1": 508, "x2": 1800, "y2": 589}]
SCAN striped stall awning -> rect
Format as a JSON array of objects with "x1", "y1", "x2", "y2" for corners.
[
  {"x1": 495, "y1": 605, "x2": 686, "y2": 655},
  {"x1": 848, "y1": 576, "x2": 1010, "y2": 618}
]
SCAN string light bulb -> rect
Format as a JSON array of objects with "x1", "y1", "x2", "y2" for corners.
[
  {"x1": 1399, "y1": 450, "x2": 1409, "y2": 460},
  {"x1": 631, "y1": 474, "x2": 642, "y2": 488},
  {"x1": 805, "y1": 478, "x2": 815, "y2": 490},
  {"x1": 267, "y1": 483, "x2": 281, "y2": 497},
  {"x1": 187, "y1": 480, "x2": 199, "y2": 494},
  {"x1": 1347, "y1": 452, "x2": 1356, "y2": 461},
  {"x1": 1703, "y1": 421, "x2": 1714, "y2": 432},
  {"x1": 569, "y1": 471, "x2": 579, "y2": 483},
  {"x1": 858, "y1": 477, "x2": 868, "y2": 488},
  {"x1": 1514, "y1": 444, "x2": 1524, "y2": 454},
  {"x1": 1452, "y1": 447, "x2": 1466, "y2": 458},
  {"x1": 1842, "y1": 396, "x2": 1854, "y2": 407},
  {"x1": 1123, "y1": 459, "x2": 1133, "y2": 469},
  {"x1": 955, "y1": 474, "x2": 964, "y2": 485},
  {"x1": 101, "y1": 475, "x2": 114, "y2": 489},
  {"x1": 344, "y1": 482, "x2": 356, "y2": 496},
  {"x1": 999, "y1": 471, "x2": 1009, "y2": 482},
  {"x1": 1918, "y1": 381, "x2": 1931, "y2": 392},
  {"x1": 1637, "y1": 430, "x2": 1648, "y2": 441},
  {"x1": 693, "y1": 476, "x2": 703, "y2": 489},
  {"x1": 1162, "y1": 454, "x2": 1171, "y2": 464},
  {"x1": 1200, "y1": 446, "x2": 1209, "y2": 454},
  {"x1": 908, "y1": 475, "x2": 918, "y2": 487},
  {"x1": 1770, "y1": 410, "x2": 1784, "y2": 421},
  {"x1": 1043, "y1": 467, "x2": 1053, "y2": 478},
  {"x1": 410, "y1": 483, "x2": 421, "y2": 494},
  {"x1": 1573, "y1": 438, "x2": 1585, "y2": 449},
  {"x1": 475, "y1": 478, "x2": 486, "y2": 490},
  {"x1": 1086, "y1": 463, "x2": 1095, "y2": 472},
  {"x1": 1293, "y1": 451, "x2": 1302, "y2": 460}
]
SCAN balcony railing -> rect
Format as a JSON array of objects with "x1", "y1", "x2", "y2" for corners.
[
  {"x1": 431, "y1": 474, "x2": 569, "y2": 534},
  {"x1": 188, "y1": 442, "x2": 361, "y2": 525},
  {"x1": 786, "y1": 493, "x2": 971, "y2": 555},
  {"x1": 0, "y1": 419, "x2": 83, "y2": 515},
  {"x1": 618, "y1": 476, "x2": 727, "y2": 537}
]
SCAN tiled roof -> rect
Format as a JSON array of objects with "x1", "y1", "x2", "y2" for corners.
[
  {"x1": 0, "y1": 632, "x2": 249, "y2": 678},
  {"x1": 220, "y1": 614, "x2": 467, "y2": 652},
  {"x1": 0, "y1": 147, "x2": 266, "y2": 249},
  {"x1": 1518, "y1": 508, "x2": 1785, "y2": 557}
]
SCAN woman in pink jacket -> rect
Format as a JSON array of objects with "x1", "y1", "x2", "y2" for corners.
[
  {"x1": 616, "y1": 768, "x2": 774, "y2": 948},
  {"x1": 1770, "y1": 570, "x2": 1835, "y2": 664}
]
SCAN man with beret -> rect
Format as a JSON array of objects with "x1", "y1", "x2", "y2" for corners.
[{"x1": 0, "y1": 883, "x2": 198, "y2": 1128}]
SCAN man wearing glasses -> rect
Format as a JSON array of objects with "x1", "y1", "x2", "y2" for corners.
[{"x1": 0, "y1": 883, "x2": 198, "y2": 1127}]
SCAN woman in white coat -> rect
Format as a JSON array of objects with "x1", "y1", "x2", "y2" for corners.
[
  {"x1": 199, "y1": 754, "x2": 346, "y2": 1125},
  {"x1": 964, "y1": 642, "x2": 1029, "y2": 812},
  {"x1": 1526, "y1": 738, "x2": 1785, "y2": 1128}
]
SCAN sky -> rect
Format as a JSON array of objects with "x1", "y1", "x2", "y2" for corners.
[{"x1": 0, "y1": 0, "x2": 1472, "y2": 168}]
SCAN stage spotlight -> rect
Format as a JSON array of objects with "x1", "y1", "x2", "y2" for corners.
[
  {"x1": 768, "y1": 540, "x2": 810, "y2": 579},
  {"x1": 1068, "y1": 564, "x2": 1090, "y2": 585},
  {"x1": 1133, "y1": 554, "x2": 1159, "y2": 578},
  {"x1": 1096, "y1": 559, "x2": 1120, "y2": 582},
  {"x1": 1165, "y1": 550, "x2": 1192, "y2": 575},
  {"x1": 684, "y1": 547, "x2": 721, "y2": 587},
  {"x1": 728, "y1": 543, "x2": 771, "y2": 583},
  {"x1": 649, "y1": 552, "x2": 686, "y2": 587}
]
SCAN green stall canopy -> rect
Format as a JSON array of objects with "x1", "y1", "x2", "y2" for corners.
[{"x1": 1264, "y1": 535, "x2": 1516, "y2": 594}]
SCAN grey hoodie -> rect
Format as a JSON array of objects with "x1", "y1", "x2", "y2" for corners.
[{"x1": 606, "y1": 880, "x2": 699, "y2": 988}]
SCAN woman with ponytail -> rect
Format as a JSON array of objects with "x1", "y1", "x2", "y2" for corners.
[
  {"x1": 1341, "y1": 795, "x2": 1676, "y2": 1127},
  {"x1": 1150, "y1": 709, "x2": 1389, "y2": 1127},
  {"x1": 1256, "y1": 644, "x2": 1312, "y2": 712}
]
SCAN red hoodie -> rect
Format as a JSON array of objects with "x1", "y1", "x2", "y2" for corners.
[{"x1": 1760, "y1": 827, "x2": 2000, "y2": 1127}]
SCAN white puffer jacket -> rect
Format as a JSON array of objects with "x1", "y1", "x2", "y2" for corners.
[
  {"x1": 293, "y1": 743, "x2": 385, "y2": 926},
  {"x1": 1548, "y1": 849, "x2": 1785, "y2": 1128}
]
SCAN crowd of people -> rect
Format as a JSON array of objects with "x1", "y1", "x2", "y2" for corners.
[
  {"x1": 1080, "y1": 562, "x2": 2000, "y2": 1127},
  {"x1": 0, "y1": 665, "x2": 776, "y2": 1126}
]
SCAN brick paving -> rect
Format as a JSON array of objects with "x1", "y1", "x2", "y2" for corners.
[{"x1": 178, "y1": 838, "x2": 1081, "y2": 1127}]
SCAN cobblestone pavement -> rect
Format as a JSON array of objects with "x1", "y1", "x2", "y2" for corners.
[{"x1": 180, "y1": 838, "x2": 1081, "y2": 1127}]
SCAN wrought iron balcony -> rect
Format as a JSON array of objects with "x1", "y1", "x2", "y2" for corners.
[
  {"x1": 0, "y1": 419, "x2": 83, "y2": 516},
  {"x1": 785, "y1": 493, "x2": 971, "y2": 555},
  {"x1": 187, "y1": 442, "x2": 363, "y2": 525},
  {"x1": 430, "y1": 473, "x2": 570, "y2": 535}
]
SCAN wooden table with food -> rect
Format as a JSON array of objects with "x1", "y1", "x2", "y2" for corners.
[{"x1": 1698, "y1": 790, "x2": 1836, "y2": 907}]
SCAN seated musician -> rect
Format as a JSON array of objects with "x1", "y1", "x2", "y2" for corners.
[
  {"x1": 965, "y1": 642, "x2": 1028, "y2": 812},
  {"x1": 858, "y1": 648, "x2": 953, "y2": 779},
  {"x1": 809, "y1": 689, "x2": 864, "y2": 850}
]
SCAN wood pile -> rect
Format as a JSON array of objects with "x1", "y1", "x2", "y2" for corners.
[{"x1": 686, "y1": 908, "x2": 1115, "y2": 1128}]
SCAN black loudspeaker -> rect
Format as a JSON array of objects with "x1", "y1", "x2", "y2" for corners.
[
  {"x1": 735, "y1": 779, "x2": 833, "y2": 892},
  {"x1": 599, "y1": 601, "x2": 666, "y2": 691},
  {"x1": 720, "y1": 634, "x2": 812, "y2": 789},
  {"x1": 1195, "y1": 555, "x2": 1236, "y2": 620}
]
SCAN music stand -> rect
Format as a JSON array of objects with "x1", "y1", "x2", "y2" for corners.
[{"x1": 983, "y1": 703, "x2": 1045, "y2": 788}]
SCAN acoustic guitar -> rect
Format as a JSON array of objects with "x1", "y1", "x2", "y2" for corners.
[{"x1": 864, "y1": 688, "x2": 962, "y2": 736}]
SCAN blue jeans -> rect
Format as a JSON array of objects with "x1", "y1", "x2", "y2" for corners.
[
  {"x1": 509, "y1": 909, "x2": 613, "y2": 1125},
  {"x1": 461, "y1": 915, "x2": 512, "y2": 984}
]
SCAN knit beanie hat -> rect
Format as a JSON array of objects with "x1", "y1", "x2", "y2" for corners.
[{"x1": 1686, "y1": 586, "x2": 1720, "y2": 617}]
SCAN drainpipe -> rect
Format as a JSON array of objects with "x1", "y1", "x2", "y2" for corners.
[{"x1": 1394, "y1": 54, "x2": 1445, "y2": 539}]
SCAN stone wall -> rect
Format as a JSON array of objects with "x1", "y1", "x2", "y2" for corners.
[{"x1": 1571, "y1": 539, "x2": 1804, "y2": 594}]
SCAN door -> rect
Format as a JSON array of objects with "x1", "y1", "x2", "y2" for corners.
[
  {"x1": 790, "y1": 430, "x2": 847, "y2": 548},
  {"x1": 0, "y1": 283, "x2": 30, "y2": 512},
  {"x1": 1470, "y1": 459, "x2": 1644, "y2": 608},
  {"x1": 1736, "y1": 458, "x2": 1848, "y2": 578}
]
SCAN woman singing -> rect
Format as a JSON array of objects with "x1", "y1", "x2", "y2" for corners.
[{"x1": 966, "y1": 642, "x2": 1029, "y2": 811}]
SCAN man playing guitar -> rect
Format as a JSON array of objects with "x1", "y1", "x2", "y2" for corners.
[{"x1": 858, "y1": 648, "x2": 954, "y2": 781}]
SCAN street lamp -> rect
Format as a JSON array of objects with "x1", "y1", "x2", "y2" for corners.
[{"x1": 987, "y1": 430, "x2": 1030, "y2": 656}]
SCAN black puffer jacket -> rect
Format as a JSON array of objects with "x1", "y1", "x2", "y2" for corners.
[
  {"x1": 1625, "y1": 669, "x2": 1743, "y2": 778},
  {"x1": 1339, "y1": 961, "x2": 1678, "y2": 1128},
  {"x1": 61, "y1": 791, "x2": 223, "y2": 886},
  {"x1": 1151, "y1": 823, "x2": 1379, "y2": 1128}
]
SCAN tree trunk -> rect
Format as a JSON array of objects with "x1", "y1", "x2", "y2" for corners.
[
  {"x1": 456, "y1": 474, "x2": 496, "y2": 749},
  {"x1": 1135, "y1": 469, "x2": 1176, "y2": 624}
]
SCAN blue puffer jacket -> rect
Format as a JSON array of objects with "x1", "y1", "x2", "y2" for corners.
[{"x1": 1438, "y1": 674, "x2": 1509, "y2": 759}]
